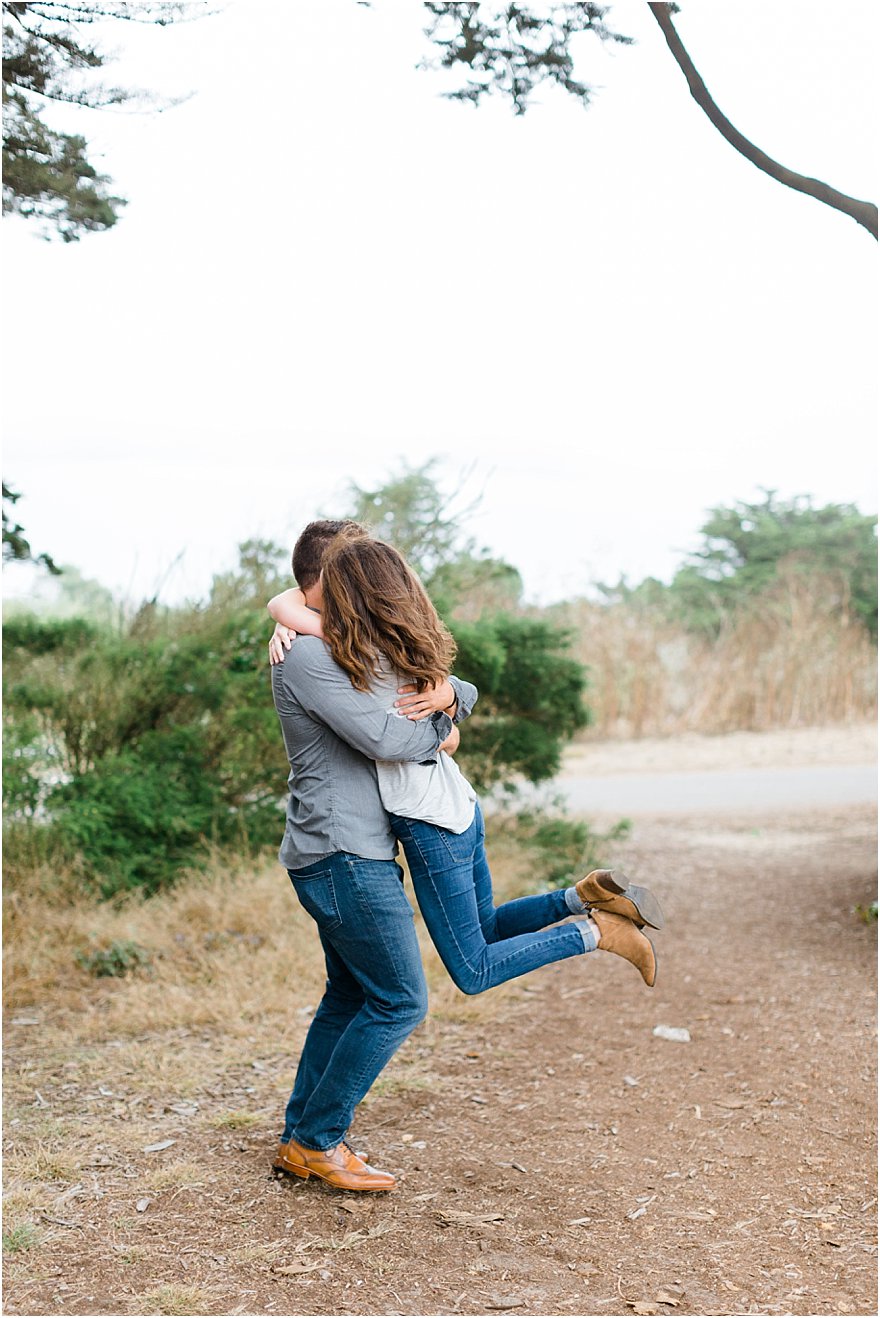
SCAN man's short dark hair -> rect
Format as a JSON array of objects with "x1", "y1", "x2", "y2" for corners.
[{"x1": 292, "y1": 519, "x2": 368, "y2": 589}]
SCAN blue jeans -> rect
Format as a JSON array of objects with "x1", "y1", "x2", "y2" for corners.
[
  {"x1": 390, "y1": 802, "x2": 590, "y2": 995},
  {"x1": 283, "y1": 853, "x2": 428, "y2": 1151}
]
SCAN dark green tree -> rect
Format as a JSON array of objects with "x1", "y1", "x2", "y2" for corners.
[
  {"x1": 2, "y1": 482, "x2": 60, "y2": 573},
  {"x1": 2, "y1": 1, "x2": 198, "y2": 241},
  {"x1": 668, "y1": 492, "x2": 878, "y2": 637},
  {"x1": 419, "y1": 2, "x2": 877, "y2": 238},
  {"x1": 452, "y1": 614, "x2": 589, "y2": 791}
]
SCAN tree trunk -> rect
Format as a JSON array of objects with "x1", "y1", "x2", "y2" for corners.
[{"x1": 648, "y1": 2, "x2": 878, "y2": 240}]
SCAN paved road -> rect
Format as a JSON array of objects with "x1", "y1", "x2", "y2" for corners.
[{"x1": 548, "y1": 762, "x2": 878, "y2": 815}]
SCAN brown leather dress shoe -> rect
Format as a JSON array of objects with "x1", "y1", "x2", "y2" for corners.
[
  {"x1": 273, "y1": 1138, "x2": 396, "y2": 1191},
  {"x1": 576, "y1": 869, "x2": 664, "y2": 930},
  {"x1": 592, "y1": 909, "x2": 657, "y2": 987}
]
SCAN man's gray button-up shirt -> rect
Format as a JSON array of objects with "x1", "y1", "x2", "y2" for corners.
[{"x1": 272, "y1": 635, "x2": 478, "y2": 870}]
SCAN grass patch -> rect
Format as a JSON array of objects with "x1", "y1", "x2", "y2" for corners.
[
  {"x1": 134, "y1": 1284, "x2": 213, "y2": 1315},
  {"x1": 206, "y1": 1110, "x2": 263, "y2": 1130},
  {"x1": 76, "y1": 938, "x2": 153, "y2": 978},
  {"x1": 227, "y1": 1240, "x2": 285, "y2": 1264},
  {"x1": 17, "y1": 1145, "x2": 83, "y2": 1183},
  {"x1": 143, "y1": 1161, "x2": 209, "y2": 1193},
  {"x1": 366, "y1": 1071, "x2": 434, "y2": 1101},
  {"x1": 2, "y1": 1221, "x2": 41, "y2": 1254}
]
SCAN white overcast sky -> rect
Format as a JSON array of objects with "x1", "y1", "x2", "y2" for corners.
[{"x1": 3, "y1": 0, "x2": 877, "y2": 607}]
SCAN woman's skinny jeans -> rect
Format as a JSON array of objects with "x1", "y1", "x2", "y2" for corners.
[{"x1": 389, "y1": 801, "x2": 591, "y2": 996}]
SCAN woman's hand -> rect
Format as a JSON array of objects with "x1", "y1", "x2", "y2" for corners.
[
  {"x1": 395, "y1": 678, "x2": 457, "y2": 720},
  {"x1": 269, "y1": 623, "x2": 296, "y2": 666}
]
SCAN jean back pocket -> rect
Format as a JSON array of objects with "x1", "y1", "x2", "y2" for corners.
[{"x1": 288, "y1": 868, "x2": 343, "y2": 933}]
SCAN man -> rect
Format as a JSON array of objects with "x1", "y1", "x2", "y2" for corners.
[{"x1": 269, "y1": 519, "x2": 476, "y2": 1192}]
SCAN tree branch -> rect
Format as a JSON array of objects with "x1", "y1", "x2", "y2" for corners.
[{"x1": 647, "y1": 1, "x2": 877, "y2": 240}]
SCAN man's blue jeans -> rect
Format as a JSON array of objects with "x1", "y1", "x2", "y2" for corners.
[
  {"x1": 390, "y1": 802, "x2": 590, "y2": 995},
  {"x1": 283, "y1": 853, "x2": 428, "y2": 1151}
]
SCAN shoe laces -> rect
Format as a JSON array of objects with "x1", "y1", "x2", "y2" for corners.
[{"x1": 341, "y1": 1138, "x2": 368, "y2": 1165}]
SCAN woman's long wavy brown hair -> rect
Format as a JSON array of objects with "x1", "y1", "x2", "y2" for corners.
[{"x1": 319, "y1": 535, "x2": 456, "y2": 692}]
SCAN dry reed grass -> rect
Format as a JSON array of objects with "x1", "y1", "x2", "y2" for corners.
[
  {"x1": 3, "y1": 844, "x2": 515, "y2": 1035},
  {"x1": 557, "y1": 573, "x2": 877, "y2": 739},
  {"x1": 3, "y1": 851, "x2": 322, "y2": 1025}
]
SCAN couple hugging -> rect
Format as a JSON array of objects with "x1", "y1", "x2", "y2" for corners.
[{"x1": 268, "y1": 519, "x2": 664, "y2": 1193}]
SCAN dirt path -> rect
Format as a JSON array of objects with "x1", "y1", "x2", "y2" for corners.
[{"x1": 3, "y1": 801, "x2": 877, "y2": 1317}]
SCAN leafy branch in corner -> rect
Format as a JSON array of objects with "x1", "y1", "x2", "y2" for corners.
[{"x1": 2, "y1": 1, "x2": 206, "y2": 241}]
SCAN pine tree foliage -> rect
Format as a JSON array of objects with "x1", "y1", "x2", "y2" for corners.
[
  {"x1": 421, "y1": 1, "x2": 631, "y2": 114},
  {"x1": 2, "y1": 1, "x2": 197, "y2": 240},
  {"x1": 2, "y1": 482, "x2": 60, "y2": 574}
]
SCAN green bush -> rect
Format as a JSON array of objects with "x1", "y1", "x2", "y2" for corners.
[
  {"x1": 50, "y1": 730, "x2": 218, "y2": 897},
  {"x1": 76, "y1": 939, "x2": 153, "y2": 978},
  {"x1": 4, "y1": 598, "x2": 289, "y2": 897},
  {"x1": 2, "y1": 712, "x2": 48, "y2": 819},
  {"x1": 451, "y1": 615, "x2": 590, "y2": 791},
  {"x1": 487, "y1": 799, "x2": 631, "y2": 894}
]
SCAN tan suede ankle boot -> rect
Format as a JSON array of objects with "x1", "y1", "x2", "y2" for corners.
[
  {"x1": 576, "y1": 869, "x2": 664, "y2": 930},
  {"x1": 592, "y1": 909, "x2": 657, "y2": 987}
]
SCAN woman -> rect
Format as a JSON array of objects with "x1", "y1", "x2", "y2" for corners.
[{"x1": 269, "y1": 534, "x2": 662, "y2": 993}]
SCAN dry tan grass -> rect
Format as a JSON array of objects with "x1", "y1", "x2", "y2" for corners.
[
  {"x1": 133, "y1": 1283, "x2": 215, "y2": 1315},
  {"x1": 225, "y1": 1239, "x2": 287, "y2": 1265},
  {"x1": 142, "y1": 1161, "x2": 209, "y2": 1194},
  {"x1": 2, "y1": 844, "x2": 527, "y2": 1269},
  {"x1": 3, "y1": 854, "x2": 323, "y2": 1028},
  {"x1": 6, "y1": 1144, "x2": 85, "y2": 1185},
  {"x1": 557, "y1": 574, "x2": 877, "y2": 739},
  {"x1": 206, "y1": 1110, "x2": 264, "y2": 1130},
  {"x1": 3, "y1": 845, "x2": 519, "y2": 1038}
]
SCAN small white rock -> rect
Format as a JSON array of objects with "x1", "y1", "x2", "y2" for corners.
[{"x1": 653, "y1": 1025, "x2": 691, "y2": 1043}]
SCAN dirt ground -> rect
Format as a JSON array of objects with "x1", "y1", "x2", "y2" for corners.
[{"x1": 3, "y1": 792, "x2": 877, "y2": 1316}]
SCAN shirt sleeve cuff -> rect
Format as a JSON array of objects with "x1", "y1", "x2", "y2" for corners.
[{"x1": 448, "y1": 676, "x2": 478, "y2": 724}]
